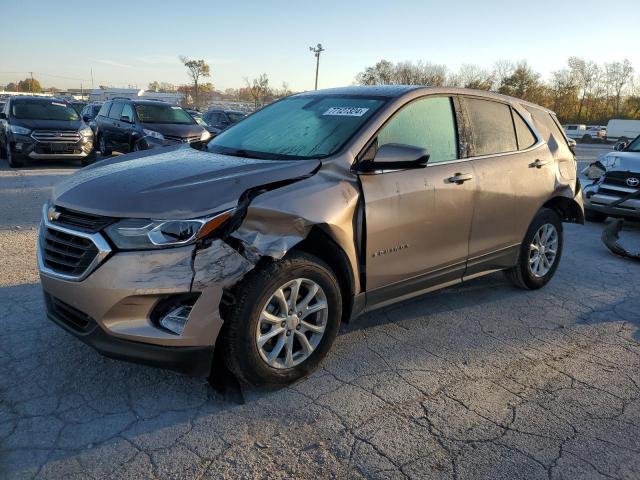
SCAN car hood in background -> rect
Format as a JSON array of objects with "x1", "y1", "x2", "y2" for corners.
[
  {"x1": 140, "y1": 122, "x2": 205, "y2": 138},
  {"x1": 12, "y1": 118, "x2": 83, "y2": 131},
  {"x1": 600, "y1": 151, "x2": 640, "y2": 172},
  {"x1": 51, "y1": 146, "x2": 320, "y2": 219}
]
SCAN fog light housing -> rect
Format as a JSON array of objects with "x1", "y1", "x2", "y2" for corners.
[
  {"x1": 15, "y1": 143, "x2": 23, "y2": 151},
  {"x1": 159, "y1": 305, "x2": 191, "y2": 335},
  {"x1": 151, "y1": 294, "x2": 200, "y2": 336}
]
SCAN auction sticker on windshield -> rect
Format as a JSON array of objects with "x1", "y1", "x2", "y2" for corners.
[{"x1": 323, "y1": 107, "x2": 370, "y2": 117}]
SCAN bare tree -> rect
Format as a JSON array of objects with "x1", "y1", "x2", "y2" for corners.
[
  {"x1": 356, "y1": 60, "x2": 447, "y2": 86},
  {"x1": 179, "y1": 56, "x2": 211, "y2": 109},
  {"x1": 450, "y1": 64, "x2": 494, "y2": 90},
  {"x1": 492, "y1": 60, "x2": 515, "y2": 90},
  {"x1": 605, "y1": 59, "x2": 635, "y2": 116},
  {"x1": 567, "y1": 57, "x2": 600, "y2": 121},
  {"x1": 245, "y1": 74, "x2": 271, "y2": 109}
]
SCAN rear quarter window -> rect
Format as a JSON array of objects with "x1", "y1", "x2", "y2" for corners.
[
  {"x1": 513, "y1": 110, "x2": 537, "y2": 150},
  {"x1": 525, "y1": 106, "x2": 573, "y2": 159},
  {"x1": 462, "y1": 97, "x2": 517, "y2": 156}
]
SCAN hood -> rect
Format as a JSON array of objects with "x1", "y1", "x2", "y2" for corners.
[
  {"x1": 601, "y1": 151, "x2": 640, "y2": 172},
  {"x1": 51, "y1": 145, "x2": 320, "y2": 219},
  {"x1": 13, "y1": 118, "x2": 83, "y2": 131},
  {"x1": 139, "y1": 122, "x2": 205, "y2": 138}
]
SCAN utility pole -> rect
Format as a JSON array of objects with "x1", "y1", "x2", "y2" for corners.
[
  {"x1": 90, "y1": 68, "x2": 94, "y2": 89},
  {"x1": 29, "y1": 71, "x2": 34, "y2": 93},
  {"x1": 309, "y1": 43, "x2": 325, "y2": 90}
]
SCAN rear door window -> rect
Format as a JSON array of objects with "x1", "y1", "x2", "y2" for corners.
[
  {"x1": 108, "y1": 102, "x2": 124, "y2": 120},
  {"x1": 377, "y1": 96, "x2": 458, "y2": 163},
  {"x1": 98, "y1": 102, "x2": 111, "y2": 117},
  {"x1": 513, "y1": 110, "x2": 537, "y2": 150},
  {"x1": 462, "y1": 98, "x2": 517, "y2": 156}
]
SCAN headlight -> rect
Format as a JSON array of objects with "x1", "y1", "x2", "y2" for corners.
[
  {"x1": 79, "y1": 126, "x2": 93, "y2": 137},
  {"x1": 200, "y1": 130, "x2": 211, "y2": 142},
  {"x1": 10, "y1": 125, "x2": 31, "y2": 135},
  {"x1": 105, "y1": 209, "x2": 234, "y2": 250},
  {"x1": 143, "y1": 129, "x2": 165, "y2": 140}
]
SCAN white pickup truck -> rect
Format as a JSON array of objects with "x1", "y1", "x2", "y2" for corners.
[{"x1": 564, "y1": 124, "x2": 606, "y2": 143}]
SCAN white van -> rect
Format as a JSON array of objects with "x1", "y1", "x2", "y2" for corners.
[{"x1": 606, "y1": 119, "x2": 640, "y2": 143}]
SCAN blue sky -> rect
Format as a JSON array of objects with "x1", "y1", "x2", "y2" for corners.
[{"x1": 2, "y1": 0, "x2": 638, "y2": 92}]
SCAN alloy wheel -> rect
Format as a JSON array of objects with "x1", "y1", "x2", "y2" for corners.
[
  {"x1": 255, "y1": 278, "x2": 328, "y2": 369},
  {"x1": 529, "y1": 223, "x2": 558, "y2": 278}
]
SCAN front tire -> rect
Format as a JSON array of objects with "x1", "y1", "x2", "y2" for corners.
[
  {"x1": 505, "y1": 208, "x2": 563, "y2": 290},
  {"x1": 98, "y1": 135, "x2": 112, "y2": 156},
  {"x1": 6, "y1": 144, "x2": 24, "y2": 168},
  {"x1": 222, "y1": 251, "x2": 342, "y2": 388}
]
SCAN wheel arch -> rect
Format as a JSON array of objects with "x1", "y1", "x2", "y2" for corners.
[
  {"x1": 291, "y1": 226, "x2": 356, "y2": 324},
  {"x1": 542, "y1": 196, "x2": 585, "y2": 225}
]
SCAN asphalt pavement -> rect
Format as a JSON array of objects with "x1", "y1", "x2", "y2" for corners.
[{"x1": 1, "y1": 145, "x2": 639, "y2": 479}]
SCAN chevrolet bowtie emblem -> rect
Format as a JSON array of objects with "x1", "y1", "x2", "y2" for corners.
[{"x1": 47, "y1": 206, "x2": 61, "y2": 222}]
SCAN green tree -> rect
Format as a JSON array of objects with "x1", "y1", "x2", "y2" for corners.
[
  {"x1": 179, "y1": 56, "x2": 211, "y2": 109},
  {"x1": 18, "y1": 78, "x2": 42, "y2": 93}
]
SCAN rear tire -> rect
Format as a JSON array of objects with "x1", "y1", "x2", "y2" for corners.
[
  {"x1": 582, "y1": 134, "x2": 592, "y2": 144},
  {"x1": 585, "y1": 209, "x2": 607, "y2": 223},
  {"x1": 505, "y1": 208, "x2": 563, "y2": 290},
  {"x1": 222, "y1": 251, "x2": 342, "y2": 388}
]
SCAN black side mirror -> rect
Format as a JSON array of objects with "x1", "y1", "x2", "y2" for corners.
[
  {"x1": 0, "y1": 112, "x2": 6, "y2": 120},
  {"x1": 120, "y1": 115, "x2": 132, "y2": 123},
  {"x1": 614, "y1": 142, "x2": 626, "y2": 151},
  {"x1": 82, "y1": 114, "x2": 91, "y2": 122},
  {"x1": 358, "y1": 143, "x2": 430, "y2": 172}
]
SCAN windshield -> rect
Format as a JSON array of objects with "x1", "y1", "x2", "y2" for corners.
[
  {"x1": 134, "y1": 104, "x2": 195, "y2": 125},
  {"x1": 207, "y1": 95, "x2": 386, "y2": 159},
  {"x1": 227, "y1": 112, "x2": 246, "y2": 123},
  {"x1": 71, "y1": 103, "x2": 86, "y2": 114},
  {"x1": 626, "y1": 136, "x2": 640, "y2": 152},
  {"x1": 12, "y1": 100, "x2": 79, "y2": 121}
]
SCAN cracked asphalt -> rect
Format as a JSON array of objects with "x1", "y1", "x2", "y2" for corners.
[{"x1": 1, "y1": 147, "x2": 639, "y2": 479}]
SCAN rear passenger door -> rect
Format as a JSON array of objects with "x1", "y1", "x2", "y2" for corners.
[{"x1": 461, "y1": 97, "x2": 555, "y2": 278}]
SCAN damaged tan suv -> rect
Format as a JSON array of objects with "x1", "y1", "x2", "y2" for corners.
[{"x1": 39, "y1": 86, "x2": 584, "y2": 387}]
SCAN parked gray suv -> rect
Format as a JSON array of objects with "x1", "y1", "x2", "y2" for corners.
[{"x1": 38, "y1": 86, "x2": 583, "y2": 387}]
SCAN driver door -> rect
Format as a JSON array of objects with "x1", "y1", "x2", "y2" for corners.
[{"x1": 359, "y1": 96, "x2": 476, "y2": 309}]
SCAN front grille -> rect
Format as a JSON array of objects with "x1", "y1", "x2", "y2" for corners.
[
  {"x1": 51, "y1": 206, "x2": 115, "y2": 233},
  {"x1": 164, "y1": 134, "x2": 200, "y2": 144},
  {"x1": 35, "y1": 145, "x2": 82, "y2": 154},
  {"x1": 603, "y1": 171, "x2": 640, "y2": 189},
  {"x1": 41, "y1": 227, "x2": 99, "y2": 276},
  {"x1": 45, "y1": 293, "x2": 94, "y2": 333},
  {"x1": 32, "y1": 130, "x2": 81, "y2": 143}
]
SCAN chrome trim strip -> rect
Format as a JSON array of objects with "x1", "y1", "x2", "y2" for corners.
[
  {"x1": 29, "y1": 151, "x2": 88, "y2": 159},
  {"x1": 37, "y1": 204, "x2": 112, "y2": 282}
]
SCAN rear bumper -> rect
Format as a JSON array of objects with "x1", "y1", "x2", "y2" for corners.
[{"x1": 45, "y1": 293, "x2": 214, "y2": 376}]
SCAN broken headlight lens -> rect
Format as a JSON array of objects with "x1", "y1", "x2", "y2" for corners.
[{"x1": 105, "y1": 209, "x2": 234, "y2": 250}]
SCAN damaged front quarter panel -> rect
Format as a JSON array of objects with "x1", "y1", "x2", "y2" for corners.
[{"x1": 229, "y1": 164, "x2": 363, "y2": 294}]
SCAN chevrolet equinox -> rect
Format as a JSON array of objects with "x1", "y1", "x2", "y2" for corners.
[{"x1": 39, "y1": 86, "x2": 584, "y2": 387}]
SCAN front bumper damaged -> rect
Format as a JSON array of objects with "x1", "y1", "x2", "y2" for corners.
[{"x1": 41, "y1": 238, "x2": 254, "y2": 376}]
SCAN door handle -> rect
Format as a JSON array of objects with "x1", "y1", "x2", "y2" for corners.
[
  {"x1": 529, "y1": 159, "x2": 549, "y2": 169},
  {"x1": 448, "y1": 173, "x2": 473, "y2": 184}
]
